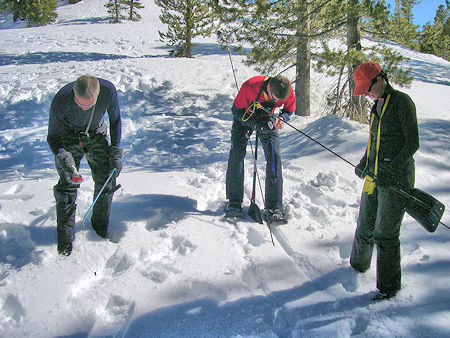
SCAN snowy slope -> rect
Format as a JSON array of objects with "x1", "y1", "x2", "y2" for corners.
[{"x1": 0, "y1": 1, "x2": 449, "y2": 337}]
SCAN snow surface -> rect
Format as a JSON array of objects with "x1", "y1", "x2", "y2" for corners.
[{"x1": 0, "y1": 1, "x2": 449, "y2": 337}]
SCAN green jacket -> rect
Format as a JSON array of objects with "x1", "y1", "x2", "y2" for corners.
[{"x1": 359, "y1": 84, "x2": 419, "y2": 178}]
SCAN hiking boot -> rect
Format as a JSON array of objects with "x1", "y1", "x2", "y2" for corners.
[
  {"x1": 267, "y1": 208, "x2": 287, "y2": 224},
  {"x1": 57, "y1": 241, "x2": 72, "y2": 256},
  {"x1": 225, "y1": 201, "x2": 244, "y2": 219},
  {"x1": 371, "y1": 289, "x2": 398, "y2": 301}
]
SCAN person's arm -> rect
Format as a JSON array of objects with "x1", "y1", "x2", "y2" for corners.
[
  {"x1": 278, "y1": 87, "x2": 296, "y2": 122},
  {"x1": 390, "y1": 93, "x2": 419, "y2": 171},
  {"x1": 47, "y1": 97, "x2": 65, "y2": 155},
  {"x1": 106, "y1": 84, "x2": 122, "y2": 146}
]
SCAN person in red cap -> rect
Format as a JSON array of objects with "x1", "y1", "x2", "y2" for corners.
[{"x1": 350, "y1": 61, "x2": 419, "y2": 300}]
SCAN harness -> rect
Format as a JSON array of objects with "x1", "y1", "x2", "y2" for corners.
[
  {"x1": 242, "y1": 77, "x2": 274, "y2": 122},
  {"x1": 362, "y1": 94, "x2": 391, "y2": 195},
  {"x1": 242, "y1": 77, "x2": 279, "y2": 184}
]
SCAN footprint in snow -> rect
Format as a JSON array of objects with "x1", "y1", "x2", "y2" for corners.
[{"x1": 1, "y1": 293, "x2": 26, "y2": 324}]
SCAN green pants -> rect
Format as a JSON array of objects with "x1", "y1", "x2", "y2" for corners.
[{"x1": 350, "y1": 162, "x2": 414, "y2": 292}]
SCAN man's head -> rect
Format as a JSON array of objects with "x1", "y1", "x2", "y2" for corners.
[
  {"x1": 73, "y1": 75, "x2": 100, "y2": 110},
  {"x1": 353, "y1": 62, "x2": 387, "y2": 98},
  {"x1": 268, "y1": 75, "x2": 291, "y2": 101}
]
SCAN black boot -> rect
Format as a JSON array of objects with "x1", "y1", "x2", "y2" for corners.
[
  {"x1": 57, "y1": 241, "x2": 73, "y2": 256},
  {"x1": 91, "y1": 217, "x2": 108, "y2": 238},
  {"x1": 371, "y1": 289, "x2": 398, "y2": 301}
]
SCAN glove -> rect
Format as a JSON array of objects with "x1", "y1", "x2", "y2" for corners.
[
  {"x1": 55, "y1": 150, "x2": 81, "y2": 184},
  {"x1": 354, "y1": 162, "x2": 367, "y2": 179},
  {"x1": 108, "y1": 146, "x2": 123, "y2": 177}
]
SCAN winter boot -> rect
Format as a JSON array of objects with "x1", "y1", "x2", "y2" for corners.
[
  {"x1": 267, "y1": 208, "x2": 287, "y2": 225},
  {"x1": 225, "y1": 201, "x2": 244, "y2": 219},
  {"x1": 371, "y1": 289, "x2": 398, "y2": 301},
  {"x1": 57, "y1": 241, "x2": 73, "y2": 256},
  {"x1": 91, "y1": 216, "x2": 108, "y2": 238}
]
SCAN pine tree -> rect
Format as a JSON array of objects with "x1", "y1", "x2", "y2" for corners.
[
  {"x1": 216, "y1": 0, "x2": 335, "y2": 116},
  {"x1": 122, "y1": 0, "x2": 144, "y2": 21},
  {"x1": 216, "y1": 0, "x2": 413, "y2": 121},
  {"x1": 388, "y1": 0, "x2": 420, "y2": 50},
  {"x1": 314, "y1": 0, "x2": 413, "y2": 121},
  {"x1": 105, "y1": 0, "x2": 126, "y2": 23},
  {"x1": 1, "y1": 0, "x2": 57, "y2": 26},
  {"x1": 155, "y1": 0, "x2": 216, "y2": 58},
  {"x1": 420, "y1": 1, "x2": 450, "y2": 61}
]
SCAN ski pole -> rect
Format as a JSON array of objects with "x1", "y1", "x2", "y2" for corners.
[
  {"x1": 248, "y1": 134, "x2": 275, "y2": 245},
  {"x1": 265, "y1": 110, "x2": 449, "y2": 229},
  {"x1": 82, "y1": 131, "x2": 140, "y2": 221},
  {"x1": 227, "y1": 46, "x2": 240, "y2": 92}
]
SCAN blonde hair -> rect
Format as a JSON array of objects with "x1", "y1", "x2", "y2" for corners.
[{"x1": 73, "y1": 75, "x2": 100, "y2": 99}]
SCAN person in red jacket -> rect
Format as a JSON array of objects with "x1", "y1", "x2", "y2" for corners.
[{"x1": 225, "y1": 75, "x2": 296, "y2": 222}]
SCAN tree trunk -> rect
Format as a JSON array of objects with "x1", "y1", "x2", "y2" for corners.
[
  {"x1": 347, "y1": 0, "x2": 362, "y2": 120},
  {"x1": 129, "y1": 0, "x2": 133, "y2": 20},
  {"x1": 185, "y1": 0, "x2": 193, "y2": 58},
  {"x1": 295, "y1": 1, "x2": 311, "y2": 116}
]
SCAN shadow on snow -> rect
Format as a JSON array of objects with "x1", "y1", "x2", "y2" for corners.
[{"x1": 109, "y1": 264, "x2": 448, "y2": 337}]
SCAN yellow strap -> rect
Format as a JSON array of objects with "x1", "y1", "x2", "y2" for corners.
[
  {"x1": 242, "y1": 77, "x2": 270, "y2": 123},
  {"x1": 363, "y1": 94, "x2": 391, "y2": 194}
]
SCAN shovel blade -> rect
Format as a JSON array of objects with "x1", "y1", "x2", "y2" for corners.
[
  {"x1": 405, "y1": 188, "x2": 445, "y2": 233},
  {"x1": 248, "y1": 202, "x2": 263, "y2": 224}
]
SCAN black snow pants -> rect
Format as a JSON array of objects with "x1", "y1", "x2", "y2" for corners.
[
  {"x1": 350, "y1": 160, "x2": 415, "y2": 292},
  {"x1": 226, "y1": 119, "x2": 283, "y2": 210},
  {"x1": 54, "y1": 131, "x2": 115, "y2": 245}
]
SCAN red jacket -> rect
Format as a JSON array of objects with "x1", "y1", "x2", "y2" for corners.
[{"x1": 233, "y1": 76, "x2": 296, "y2": 114}]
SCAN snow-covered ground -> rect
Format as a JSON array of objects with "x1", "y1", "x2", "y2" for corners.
[{"x1": 0, "y1": 1, "x2": 449, "y2": 337}]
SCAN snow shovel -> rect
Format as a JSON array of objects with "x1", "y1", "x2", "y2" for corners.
[
  {"x1": 389, "y1": 186, "x2": 445, "y2": 233},
  {"x1": 248, "y1": 135, "x2": 263, "y2": 224}
]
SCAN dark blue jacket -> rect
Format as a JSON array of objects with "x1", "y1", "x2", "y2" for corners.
[{"x1": 47, "y1": 78, "x2": 121, "y2": 155}]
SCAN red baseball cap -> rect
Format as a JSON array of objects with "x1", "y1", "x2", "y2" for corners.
[{"x1": 353, "y1": 62, "x2": 382, "y2": 96}]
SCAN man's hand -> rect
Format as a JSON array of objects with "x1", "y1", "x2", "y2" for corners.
[
  {"x1": 109, "y1": 146, "x2": 123, "y2": 177},
  {"x1": 273, "y1": 117, "x2": 285, "y2": 130}
]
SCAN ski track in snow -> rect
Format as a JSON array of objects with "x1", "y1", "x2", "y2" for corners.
[{"x1": 1, "y1": 0, "x2": 450, "y2": 337}]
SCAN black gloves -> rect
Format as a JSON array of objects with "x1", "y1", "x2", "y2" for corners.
[
  {"x1": 108, "y1": 146, "x2": 123, "y2": 177},
  {"x1": 55, "y1": 150, "x2": 82, "y2": 184}
]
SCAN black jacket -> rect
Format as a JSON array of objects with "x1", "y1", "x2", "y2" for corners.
[
  {"x1": 47, "y1": 78, "x2": 121, "y2": 155},
  {"x1": 358, "y1": 84, "x2": 419, "y2": 176}
]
